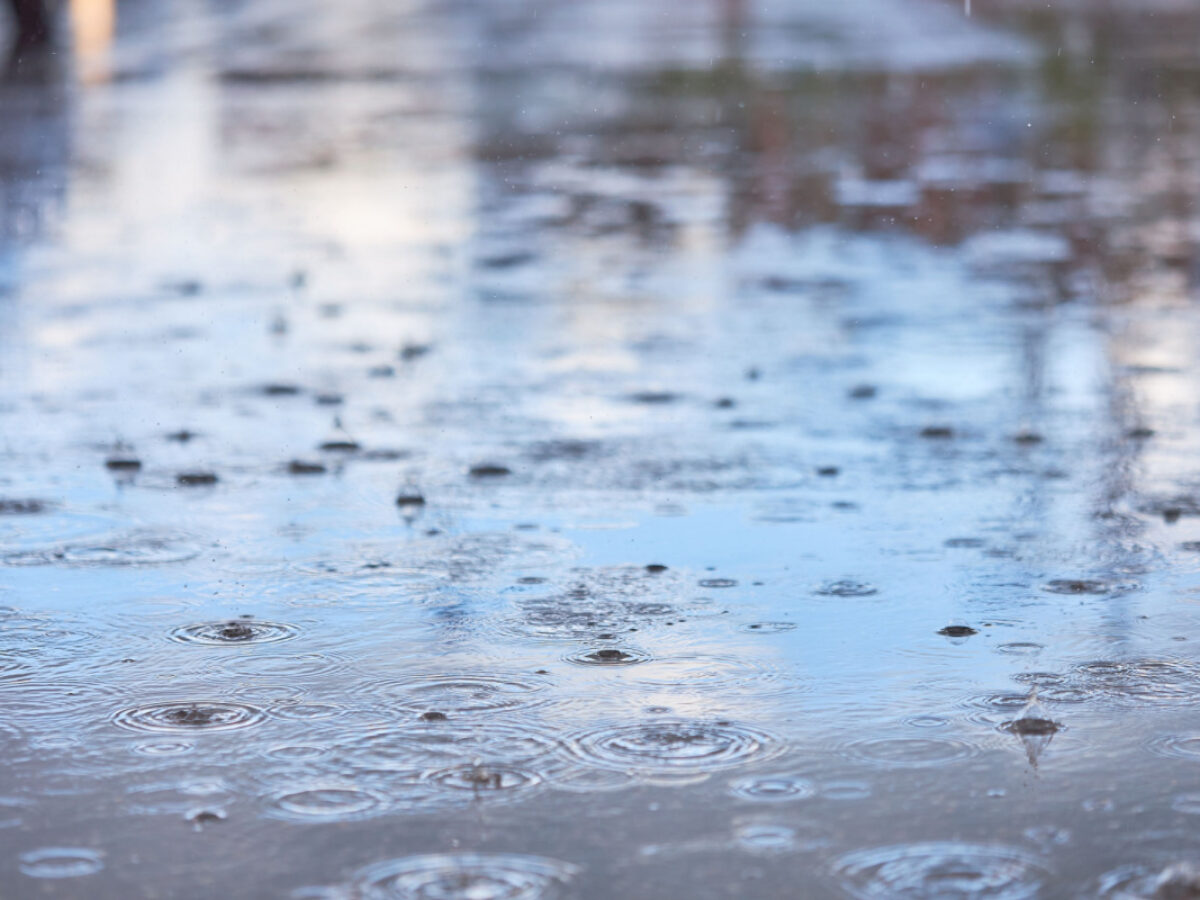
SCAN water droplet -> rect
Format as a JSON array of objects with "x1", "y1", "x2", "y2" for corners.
[
  {"x1": 112, "y1": 701, "x2": 267, "y2": 733},
  {"x1": 564, "y1": 647, "x2": 651, "y2": 666},
  {"x1": 169, "y1": 620, "x2": 299, "y2": 645}
]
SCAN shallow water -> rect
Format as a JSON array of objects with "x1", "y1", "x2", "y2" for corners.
[{"x1": 3, "y1": 0, "x2": 1200, "y2": 896}]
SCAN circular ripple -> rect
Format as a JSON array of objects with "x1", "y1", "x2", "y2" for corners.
[
  {"x1": 698, "y1": 578, "x2": 738, "y2": 588},
  {"x1": 960, "y1": 692, "x2": 1037, "y2": 727},
  {"x1": 1097, "y1": 863, "x2": 1200, "y2": 898},
  {"x1": 567, "y1": 719, "x2": 778, "y2": 776},
  {"x1": 265, "y1": 786, "x2": 387, "y2": 822},
  {"x1": 19, "y1": 848, "x2": 104, "y2": 879},
  {"x1": 1147, "y1": 734, "x2": 1200, "y2": 761},
  {"x1": 728, "y1": 774, "x2": 815, "y2": 803},
  {"x1": 131, "y1": 740, "x2": 195, "y2": 757},
  {"x1": 996, "y1": 643, "x2": 1044, "y2": 656},
  {"x1": 1071, "y1": 659, "x2": 1200, "y2": 707},
  {"x1": 214, "y1": 653, "x2": 344, "y2": 679},
  {"x1": 427, "y1": 764, "x2": 542, "y2": 797},
  {"x1": 632, "y1": 656, "x2": 774, "y2": 690},
  {"x1": 842, "y1": 738, "x2": 978, "y2": 769},
  {"x1": 169, "y1": 620, "x2": 298, "y2": 645},
  {"x1": 563, "y1": 647, "x2": 651, "y2": 667},
  {"x1": 112, "y1": 701, "x2": 267, "y2": 733},
  {"x1": 341, "y1": 722, "x2": 561, "y2": 772},
  {"x1": 264, "y1": 744, "x2": 328, "y2": 762},
  {"x1": 742, "y1": 622, "x2": 797, "y2": 634},
  {"x1": 359, "y1": 674, "x2": 550, "y2": 715},
  {"x1": 1, "y1": 682, "x2": 118, "y2": 726},
  {"x1": 736, "y1": 823, "x2": 796, "y2": 854},
  {"x1": 905, "y1": 716, "x2": 949, "y2": 729},
  {"x1": 1042, "y1": 579, "x2": 1112, "y2": 595},
  {"x1": 4, "y1": 532, "x2": 201, "y2": 567},
  {"x1": 353, "y1": 853, "x2": 579, "y2": 899},
  {"x1": 833, "y1": 842, "x2": 1048, "y2": 899},
  {"x1": 815, "y1": 580, "x2": 878, "y2": 597}
]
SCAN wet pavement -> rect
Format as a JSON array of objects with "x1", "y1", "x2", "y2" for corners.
[{"x1": 3, "y1": 0, "x2": 1200, "y2": 896}]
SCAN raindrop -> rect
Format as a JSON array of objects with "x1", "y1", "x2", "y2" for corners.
[
  {"x1": 169, "y1": 620, "x2": 299, "y2": 645},
  {"x1": 176, "y1": 472, "x2": 218, "y2": 486},
  {"x1": 564, "y1": 647, "x2": 651, "y2": 666},
  {"x1": 112, "y1": 701, "x2": 267, "y2": 733},
  {"x1": 1043, "y1": 579, "x2": 1111, "y2": 595},
  {"x1": 938, "y1": 625, "x2": 978, "y2": 638}
]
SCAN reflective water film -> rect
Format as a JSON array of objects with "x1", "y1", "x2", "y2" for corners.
[{"x1": 3, "y1": 0, "x2": 1200, "y2": 896}]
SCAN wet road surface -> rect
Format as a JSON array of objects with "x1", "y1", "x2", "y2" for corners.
[{"x1": 3, "y1": 0, "x2": 1200, "y2": 896}]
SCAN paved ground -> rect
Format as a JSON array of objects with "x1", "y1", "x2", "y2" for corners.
[{"x1": 3, "y1": 1, "x2": 1200, "y2": 897}]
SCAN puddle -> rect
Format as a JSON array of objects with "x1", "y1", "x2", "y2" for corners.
[{"x1": 2, "y1": 0, "x2": 1199, "y2": 894}]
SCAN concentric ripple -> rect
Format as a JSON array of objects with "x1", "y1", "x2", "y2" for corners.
[
  {"x1": 213, "y1": 653, "x2": 345, "y2": 679},
  {"x1": 841, "y1": 737, "x2": 978, "y2": 769},
  {"x1": 340, "y1": 722, "x2": 561, "y2": 771},
  {"x1": 567, "y1": 719, "x2": 779, "y2": 776},
  {"x1": 2, "y1": 682, "x2": 119, "y2": 726},
  {"x1": 1069, "y1": 659, "x2": 1200, "y2": 707},
  {"x1": 833, "y1": 842, "x2": 1049, "y2": 898},
  {"x1": 111, "y1": 701, "x2": 267, "y2": 733},
  {"x1": 735, "y1": 823, "x2": 797, "y2": 854},
  {"x1": 564, "y1": 647, "x2": 652, "y2": 667},
  {"x1": 815, "y1": 580, "x2": 878, "y2": 597},
  {"x1": 741, "y1": 621, "x2": 797, "y2": 634},
  {"x1": 4, "y1": 532, "x2": 201, "y2": 567},
  {"x1": 1042, "y1": 579, "x2": 1113, "y2": 595},
  {"x1": 264, "y1": 785, "x2": 387, "y2": 822},
  {"x1": 169, "y1": 620, "x2": 298, "y2": 645},
  {"x1": 960, "y1": 692, "x2": 1039, "y2": 727},
  {"x1": 1097, "y1": 862, "x2": 1200, "y2": 898},
  {"x1": 427, "y1": 764, "x2": 542, "y2": 797},
  {"x1": 19, "y1": 848, "x2": 105, "y2": 879},
  {"x1": 632, "y1": 656, "x2": 775, "y2": 690},
  {"x1": 1146, "y1": 734, "x2": 1200, "y2": 761},
  {"x1": 728, "y1": 774, "x2": 815, "y2": 802},
  {"x1": 359, "y1": 674, "x2": 550, "y2": 715},
  {"x1": 352, "y1": 853, "x2": 580, "y2": 900}
]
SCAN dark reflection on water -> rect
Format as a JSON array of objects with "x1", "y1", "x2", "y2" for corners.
[{"x1": 3, "y1": 0, "x2": 1200, "y2": 896}]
